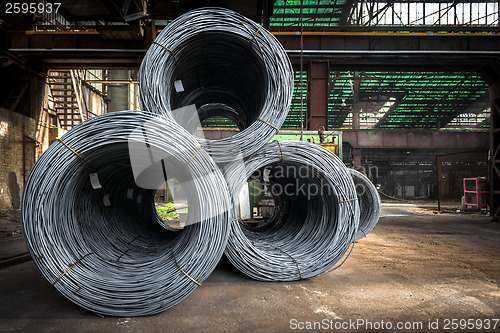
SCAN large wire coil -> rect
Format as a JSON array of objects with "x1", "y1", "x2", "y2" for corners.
[
  {"x1": 21, "y1": 111, "x2": 231, "y2": 316},
  {"x1": 349, "y1": 169, "x2": 381, "y2": 240},
  {"x1": 138, "y1": 7, "x2": 294, "y2": 162},
  {"x1": 223, "y1": 140, "x2": 360, "y2": 281}
]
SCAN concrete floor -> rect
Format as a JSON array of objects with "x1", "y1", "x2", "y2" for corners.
[{"x1": 0, "y1": 204, "x2": 499, "y2": 332}]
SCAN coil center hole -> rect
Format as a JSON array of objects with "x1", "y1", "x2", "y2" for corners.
[
  {"x1": 154, "y1": 178, "x2": 189, "y2": 230},
  {"x1": 238, "y1": 179, "x2": 278, "y2": 228},
  {"x1": 167, "y1": 32, "x2": 269, "y2": 136}
]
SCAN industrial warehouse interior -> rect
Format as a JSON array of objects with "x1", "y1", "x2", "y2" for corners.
[{"x1": 1, "y1": 0, "x2": 500, "y2": 332}]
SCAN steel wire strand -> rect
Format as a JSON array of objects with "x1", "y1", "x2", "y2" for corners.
[
  {"x1": 21, "y1": 111, "x2": 231, "y2": 316},
  {"x1": 223, "y1": 141, "x2": 360, "y2": 281},
  {"x1": 349, "y1": 169, "x2": 381, "y2": 240},
  {"x1": 138, "y1": 7, "x2": 294, "y2": 163}
]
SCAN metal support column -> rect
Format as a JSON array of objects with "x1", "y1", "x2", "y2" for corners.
[
  {"x1": 352, "y1": 71, "x2": 360, "y2": 130},
  {"x1": 352, "y1": 71, "x2": 362, "y2": 167},
  {"x1": 307, "y1": 62, "x2": 329, "y2": 130},
  {"x1": 489, "y1": 81, "x2": 500, "y2": 221}
]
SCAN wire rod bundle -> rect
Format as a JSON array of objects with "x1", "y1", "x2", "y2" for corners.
[
  {"x1": 349, "y1": 169, "x2": 381, "y2": 240},
  {"x1": 223, "y1": 140, "x2": 360, "y2": 281},
  {"x1": 138, "y1": 7, "x2": 294, "y2": 162},
  {"x1": 21, "y1": 111, "x2": 231, "y2": 316}
]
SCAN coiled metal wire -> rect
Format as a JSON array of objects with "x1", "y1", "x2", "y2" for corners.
[
  {"x1": 138, "y1": 7, "x2": 293, "y2": 162},
  {"x1": 223, "y1": 140, "x2": 360, "y2": 281},
  {"x1": 21, "y1": 111, "x2": 231, "y2": 316},
  {"x1": 349, "y1": 169, "x2": 381, "y2": 240}
]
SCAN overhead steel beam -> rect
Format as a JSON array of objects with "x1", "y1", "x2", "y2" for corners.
[
  {"x1": 8, "y1": 48, "x2": 146, "y2": 68},
  {"x1": 278, "y1": 34, "x2": 500, "y2": 75},
  {"x1": 271, "y1": 26, "x2": 500, "y2": 32},
  {"x1": 343, "y1": 129, "x2": 489, "y2": 149},
  {"x1": 8, "y1": 28, "x2": 500, "y2": 62},
  {"x1": 9, "y1": 48, "x2": 500, "y2": 70},
  {"x1": 7, "y1": 32, "x2": 500, "y2": 76}
]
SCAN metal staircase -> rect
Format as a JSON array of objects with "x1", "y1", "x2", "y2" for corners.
[{"x1": 47, "y1": 70, "x2": 87, "y2": 130}]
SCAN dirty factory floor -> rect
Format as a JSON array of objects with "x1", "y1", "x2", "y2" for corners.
[{"x1": 0, "y1": 204, "x2": 499, "y2": 332}]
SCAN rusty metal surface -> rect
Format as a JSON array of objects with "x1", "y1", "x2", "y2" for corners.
[
  {"x1": 198, "y1": 128, "x2": 489, "y2": 151},
  {"x1": 343, "y1": 129, "x2": 489, "y2": 149},
  {"x1": 276, "y1": 34, "x2": 500, "y2": 52},
  {"x1": 308, "y1": 63, "x2": 329, "y2": 130},
  {"x1": 8, "y1": 33, "x2": 500, "y2": 73}
]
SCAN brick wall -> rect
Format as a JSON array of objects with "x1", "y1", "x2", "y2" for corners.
[{"x1": 0, "y1": 107, "x2": 36, "y2": 210}]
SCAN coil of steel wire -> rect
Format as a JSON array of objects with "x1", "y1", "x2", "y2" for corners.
[
  {"x1": 21, "y1": 111, "x2": 231, "y2": 316},
  {"x1": 349, "y1": 169, "x2": 381, "y2": 240},
  {"x1": 223, "y1": 140, "x2": 360, "y2": 281},
  {"x1": 138, "y1": 7, "x2": 294, "y2": 163}
]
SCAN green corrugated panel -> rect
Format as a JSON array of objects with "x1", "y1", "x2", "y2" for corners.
[
  {"x1": 202, "y1": 116, "x2": 239, "y2": 128},
  {"x1": 203, "y1": 71, "x2": 488, "y2": 130},
  {"x1": 325, "y1": 71, "x2": 488, "y2": 129},
  {"x1": 270, "y1": 0, "x2": 344, "y2": 27},
  {"x1": 282, "y1": 70, "x2": 307, "y2": 128}
]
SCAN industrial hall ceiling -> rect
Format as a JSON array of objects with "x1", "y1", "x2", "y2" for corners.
[{"x1": 1, "y1": 0, "x2": 499, "y2": 130}]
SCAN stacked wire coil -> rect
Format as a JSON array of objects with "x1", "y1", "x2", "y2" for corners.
[
  {"x1": 224, "y1": 140, "x2": 360, "y2": 281},
  {"x1": 21, "y1": 6, "x2": 367, "y2": 317},
  {"x1": 21, "y1": 111, "x2": 231, "y2": 316},
  {"x1": 349, "y1": 169, "x2": 381, "y2": 240},
  {"x1": 138, "y1": 7, "x2": 294, "y2": 162}
]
